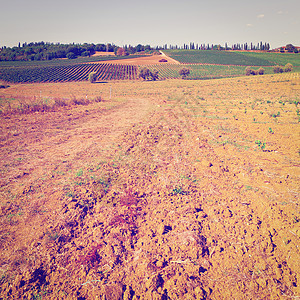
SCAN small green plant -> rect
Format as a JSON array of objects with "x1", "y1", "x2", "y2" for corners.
[
  {"x1": 271, "y1": 112, "x2": 280, "y2": 118},
  {"x1": 171, "y1": 186, "x2": 187, "y2": 195},
  {"x1": 76, "y1": 168, "x2": 83, "y2": 177},
  {"x1": 268, "y1": 127, "x2": 274, "y2": 134},
  {"x1": 255, "y1": 140, "x2": 266, "y2": 150}
]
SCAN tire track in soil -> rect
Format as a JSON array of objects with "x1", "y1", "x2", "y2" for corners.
[
  {"x1": 0, "y1": 98, "x2": 154, "y2": 297},
  {"x1": 0, "y1": 98, "x2": 152, "y2": 192}
]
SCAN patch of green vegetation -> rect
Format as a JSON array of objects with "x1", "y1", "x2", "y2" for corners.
[
  {"x1": 235, "y1": 51, "x2": 300, "y2": 66},
  {"x1": 171, "y1": 186, "x2": 188, "y2": 195},
  {"x1": 76, "y1": 168, "x2": 83, "y2": 177},
  {"x1": 164, "y1": 50, "x2": 274, "y2": 66},
  {"x1": 255, "y1": 140, "x2": 266, "y2": 150}
]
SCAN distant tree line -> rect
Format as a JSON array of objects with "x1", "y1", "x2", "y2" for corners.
[
  {"x1": 0, "y1": 42, "x2": 155, "y2": 62},
  {"x1": 160, "y1": 41, "x2": 271, "y2": 51},
  {"x1": 1, "y1": 41, "x2": 298, "y2": 62}
]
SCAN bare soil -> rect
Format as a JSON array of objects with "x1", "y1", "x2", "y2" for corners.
[
  {"x1": 94, "y1": 55, "x2": 180, "y2": 65},
  {"x1": 92, "y1": 52, "x2": 116, "y2": 56},
  {"x1": 0, "y1": 74, "x2": 299, "y2": 299}
]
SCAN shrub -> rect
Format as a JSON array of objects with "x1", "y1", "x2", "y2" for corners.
[
  {"x1": 139, "y1": 67, "x2": 159, "y2": 81},
  {"x1": 179, "y1": 68, "x2": 190, "y2": 79},
  {"x1": 88, "y1": 72, "x2": 97, "y2": 83},
  {"x1": 245, "y1": 67, "x2": 264, "y2": 76},
  {"x1": 150, "y1": 69, "x2": 159, "y2": 81},
  {"x1": 66, "y1": 52, "x2": 77, "y2": 59},
  {"x1": 273, "y1": 66, "x2": 283, "y2": 73},
  {"x1": 245, "y1": 67, "x2": 252, "y2": 76},
  {"x1": 284, "y1": 63, "x2": 293, "y2": 72},
  {"x1": 139, "y1": 67, "x2": 150, "y2": 80}
]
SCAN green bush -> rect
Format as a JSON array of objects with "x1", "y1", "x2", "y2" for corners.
[
  {"x1": 139, "y1": 67, "x2": 159, "y2": 81},
  {"x1": 273, "y1": 66, "x2": 283, "y2": 73},
  {"x1": 245, "y1": 67, "x2": 252, "y2": 76},
  {"x1": 284, "y1": 63, "x2": 293, "y2": 72},
  {"x1": 245, "y1": 67, "x2": 264, "y2": 76},
  {"x1": 88, "y1": 72, "x2": 97, "y2": 83},
  {"x1": 179, "y1": 68, "x2": 190, "y2": 79},
  {"x1": 66, "y1": 52, "x2": 77, "y2": 59}
]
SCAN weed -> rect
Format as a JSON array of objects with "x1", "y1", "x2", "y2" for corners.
[
  {"x1": 271, "y1": 112, "x2": 280, "y2": 118},
  {"x1": 255, "y1": 140, "x2": 266, "y2": 150},
  {"x1": 268, "y1": 128, "x2": 274, "y2": 134},
  {"x1": 171, "y1": 186, "x2": 188, "y2": 195},
  {"x1": 46, "y1": 230, "x2": 62, "y2": 242},
  {"x1": 76, "y1": 169, "x2": 83, "y2": 177}
]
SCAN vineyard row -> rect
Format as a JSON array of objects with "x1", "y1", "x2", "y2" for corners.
[{"x1": 0, "y1": 63, "x2": 138, "y2": 83}]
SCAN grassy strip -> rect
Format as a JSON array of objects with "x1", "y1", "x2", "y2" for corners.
[
  {"x1": 0, "y1": 95, "x2": 102, "y2": 115},
  {"x1": 0, "y1": 54, "x2": 148, "y2": 68}
]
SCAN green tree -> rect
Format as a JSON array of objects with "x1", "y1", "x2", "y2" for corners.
[
  {"x1": 139, "y1": 67, "x2": 159, "y2": 81},
  {"x1": 286, "y1": 44, "x2": 295, "y2": 53},
  {"x1": 245, "y1": 67, "x2": 252, "y2": 76},
  {"x1": 139, "y1": 67, "x2": 150, "y2": 80},
  {"x1": 273, "y1": 66, "x2": 283, "y2": 73},
  {"x1": 179, "y1": 68, "x2": 190, "y2": 79},
  {"x1": 150, "y1": 69, "x2": 159, "y2": 81},
  {"x1": 88, "y1": 72, "x2": 97, "y2": 83},
  {"x1": 66, "y1": 52, "x2": 76, "y2": 59},
  {"x1": 258, "y1": 68, "x2": 265, "y2": 75},
  {"x1": 284, "y1": 63, "x2": 293, "y2": 72}
]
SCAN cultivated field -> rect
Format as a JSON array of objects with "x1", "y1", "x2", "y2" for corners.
[
  {"x1": 0, "y1": 72, "x2": 299, "y2": 299},
  {"x1": 1, "y1": 50, "x2": 299, "y2": 83}
]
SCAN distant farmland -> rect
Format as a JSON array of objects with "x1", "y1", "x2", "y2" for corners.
[
  {"x1": 163, "y1": 50, "x2": 300, "y2": 66},
  {"x1": 0, "y1": 50, "x2": 299, "y2": 83}
]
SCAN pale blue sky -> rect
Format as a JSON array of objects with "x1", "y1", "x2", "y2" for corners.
[{"x1": 0, "y1": 0, "x2": 299, "y2": 48}]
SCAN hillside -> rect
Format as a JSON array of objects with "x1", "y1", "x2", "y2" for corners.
[
  {"x1": 163, "y1": 50, "x2": 300, "y2": 66},
  {"x1": 0, "y1": 73, "x2": 299, "y2": 299},
  {"x1": 0, "y1": 50, "x2": 299, "y2": 84}
]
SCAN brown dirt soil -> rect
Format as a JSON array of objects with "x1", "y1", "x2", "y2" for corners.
[
  {"x1": 92, "y1": 52, "x2": 116, "y2": 56},
  {"x1": 0, "y1": 73, "x2": 299, "y2": 299},
  {"x1": 93, "y1": 55, "x2": 180, "y2": 65}
]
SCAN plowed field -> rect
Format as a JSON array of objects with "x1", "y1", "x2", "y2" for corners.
[{"x1": 0, "y1": 73, "x2": 299, "y2": 299}]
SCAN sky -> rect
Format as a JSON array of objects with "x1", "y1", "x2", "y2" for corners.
[{"x1": 0, "y1": 0, "x2": 299, "y2": 49}]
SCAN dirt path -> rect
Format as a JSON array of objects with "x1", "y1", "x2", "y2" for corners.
[{"x1": 0, "y1": 98, "x2": 152, "y2": 193}]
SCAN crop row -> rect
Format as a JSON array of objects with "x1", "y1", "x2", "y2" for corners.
[
  {"x1": 163, "y1": 50, "x2": 300, "y2": 66},
  {"x1": 147, "y1": 64, "x2": 269, "y2": 79},
  {"x1": 0, "y1": 63, "x2": 138, "y2": 83}
]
